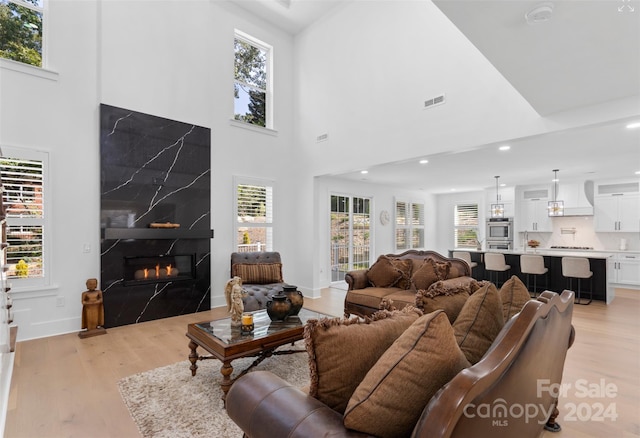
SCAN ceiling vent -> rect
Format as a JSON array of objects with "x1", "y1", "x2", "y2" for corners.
[
  {"x1": 424, "y1": 94, "x2": 446, "y2": 109},
  {"x1": 316, "y1": 133, "x2": 329, "y2": 142}
]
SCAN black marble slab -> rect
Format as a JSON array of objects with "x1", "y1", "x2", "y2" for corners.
[{"x1": 99, "y1": 104, "x2": 212, "y2": 328}]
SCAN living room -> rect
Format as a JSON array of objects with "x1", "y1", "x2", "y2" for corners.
[{"x1": 0, "y1": 0, "x2": 638, "y2": 436}]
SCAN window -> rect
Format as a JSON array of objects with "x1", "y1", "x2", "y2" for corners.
[
  {"x1": 234, "y1": 30, "x2": 272, "y2": 129},
  {"x1": 0, "y1": 0, "x2": 44, "y2": 67},
  {"x1": 330, "y1": 194, "x2": 371, "y2": 282},
  {"x1": 234, "y1": 177, "x2": 273, "y2": 252},
  {"x1": 0, "y1": 147, "x2": 48, "y2": 287},
  {"x1": 454, "y1": 203, "x2": 479, "y2": 248},
  {"x1": 395, "y1": 200, "x2": 424, "y2": 250}
]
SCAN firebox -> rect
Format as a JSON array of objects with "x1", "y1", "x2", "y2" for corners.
[{"x1": 123, "y1": 254, "x2": 196, "y2": 286}]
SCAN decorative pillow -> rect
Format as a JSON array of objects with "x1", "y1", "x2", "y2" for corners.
[
  {"x1": 389, "y1": 258, "x2": 413, "y2": 289},
  {"x1": 453, "y1": 282, "x2": 505, "y2": 364},
  {"x1": 366, "y1": 256, "x2": 403, "y2": 288},
  {"x1": 499, "y1": 275, "x2": 532, "y2": 321},
  {"x1": 415, "y1": 290, "x2": 469, "y2": 323},
  {"x1": 304, "y1": 306, "x2": 423, "y2": 414},
  {"x1": 434, "y1": 260, "x2": 452, "y2": 280},
  {"x1": 232, "y1": 263, "x2": 283, "y2": 284},
  {"x1": 343, "y1": 311, "x2": 470, "y2": 438},
  {"x1": 424, "y1": 277, "x2": 482, "y2": 298},
  {"x1": 410, "y1": 258, "x2": 440, "y2": 290}
]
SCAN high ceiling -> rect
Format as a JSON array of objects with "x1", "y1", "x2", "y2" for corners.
[{"x1": 231, "y1": 0, "x2": 640, "y2": 192}]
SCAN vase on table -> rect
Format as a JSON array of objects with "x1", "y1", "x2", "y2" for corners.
[
  {"x1": 282, "y1": 285, "x2": 304, "y2": 316},
  {"x1": 266, "y1": 294, "x2": 292, "y2": 321}
]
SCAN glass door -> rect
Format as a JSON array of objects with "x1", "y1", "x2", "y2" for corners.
[{"x1": 330, "y1": 194, "x2": 371, "y2": 283}]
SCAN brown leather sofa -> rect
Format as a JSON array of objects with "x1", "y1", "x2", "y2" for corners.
[
  {"x1": 230, "y1": 251, "x2": 287, "y2": 311},
  {"x1": 226, "y1": 290, "x2": 575, "y2": 438},
  {"x1": 344, "y1": 250, "x2": 472, "y2": 318}
]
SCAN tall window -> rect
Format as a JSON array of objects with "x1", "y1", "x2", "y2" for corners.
[
  {"x1": 234, "y1": 30, "x2": 272, "y2": 129},
  {"x1": 395, "y1": 200, "x2": 424, "y2": 250},
  {"x1": 234, "y1": 177, "x2": 273, "y2": 252},
  {"x1": 330, "y1": 195, "x2": 371, "y2": 282},
  {"x1": 0, "y1": 148, "x2": 47, "y2": 285},
  {"x1": 0, "y1": 0, "x2": 44, "y2": 67},
  {"x1": 454, "y1": 203, "x2": 479, "y2": 248}
]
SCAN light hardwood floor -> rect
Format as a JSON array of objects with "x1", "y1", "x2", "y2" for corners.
[{"x1": 4, "y1": 287, "x2": 639, "y2": 437}]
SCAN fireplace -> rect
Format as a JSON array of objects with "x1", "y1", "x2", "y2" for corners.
[
  {"x1": 123, "y1": 254, "x2": 195, "y2": 286},
  {"x1": 100, "y1": 104, "x2": 212, "y2": 328}
]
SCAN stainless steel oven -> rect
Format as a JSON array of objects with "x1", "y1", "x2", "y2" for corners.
[
  {"x1": 486, "y1": 240, "x2": 513, "y2": 250},
  {"x1": 486, "y1": 218, "x2": 513, "y2": 241}
]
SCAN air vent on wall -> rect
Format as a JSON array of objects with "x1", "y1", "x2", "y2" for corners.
[
  {"x1": 316, "y1": 133, "x2": 329, "y2": 142},
  {"x1": 424, "y1": 94, "x2": 446, "y2": 109}
]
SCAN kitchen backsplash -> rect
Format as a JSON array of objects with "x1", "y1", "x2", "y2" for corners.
[{"x1": 518, "y1": 216, "x2": 639, "y2": 251}]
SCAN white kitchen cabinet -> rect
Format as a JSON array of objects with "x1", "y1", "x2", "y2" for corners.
[
  {"x1": 608, "y1": 253, "x2": 640, "y2": 286},
  {"x1": 517, "y1": 186, "x2": 552, "y2": 232},
  {"x1": 594, "y1": 193, "x2": 640, "y2": 232}
]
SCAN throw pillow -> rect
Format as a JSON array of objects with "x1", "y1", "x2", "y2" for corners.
[
  {"x1": 499, "y1": 275, "x2": 532, "y2": 321},
  {"x1": 343, "y1": 311, "x2": 470, "y2": 438},
  {"x1": 415, "y1": 291, "x2": 469, "y2": 323},
  {"x1": 304, "y1": 306, "x2": 423, "y2": 414},
  {"x1": 366, "y1": 255, "x2": 403, "y2": 288},
  {"x1": 389, "y1": 258, "x2": 413, "y2": 290},
  {"x1": 453, "y1": 282, "x2": 505, "y2": 364},
  {"x1": 411, "y1": 258, "x2": 440, "y2": 290},
  {"x1": 424, "y1": 277, "x2": 482, "y2": 298},
  {"x1": 232, "y1": 263, "x2": 283, "y2": 284},
  {"x1": 434, "y1": 260, "x2": 452, "y2": 280}
]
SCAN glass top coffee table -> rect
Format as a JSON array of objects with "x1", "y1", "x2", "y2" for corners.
[{"x1": 186, "y1": 308, "x2": 331, "y2": 403}]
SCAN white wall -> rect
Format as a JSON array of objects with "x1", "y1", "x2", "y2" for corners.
[
  {"x1": 2, "y1": 0, "x2": 637, "y2": 340},
  {"x1": 0, "y1": 0, "x2": 297, "y2": 340}
]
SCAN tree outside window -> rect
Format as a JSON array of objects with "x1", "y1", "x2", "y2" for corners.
[
  {"x1": 234, "y1": 31, "x2": 271, "y2": 128},
  {"x1": 0, "y1": 0, "x2": 43, "y2": 67}
]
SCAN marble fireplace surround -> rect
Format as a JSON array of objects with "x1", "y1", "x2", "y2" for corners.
[{"x1": 100, "y1": 104, "x2": 213, "y2": 328}]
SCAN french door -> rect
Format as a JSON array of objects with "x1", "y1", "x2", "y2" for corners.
[{"x1": 330, "y1": 194, "x2": 371, "y2": 283}]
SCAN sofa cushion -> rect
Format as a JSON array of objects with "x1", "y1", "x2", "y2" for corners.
[
  {"x1": 345, "y1": 287, "x2": 403, "y2": 310},
  {"x1": 343, "y1": 311, "x2": 470, "y2": 438},
  {"x1": 499, "y1": 275, "x2": 532, "y2": 320},
  {"x1": 453, "y1": 282, "x2": 505, "y2": 364},
  {"x1": 410, "y1": 258, "x2": 441, "y2": 290},
  {"x1": 232, "y1": 263, "x2": 283, "y2": 284},
  {"x1": 304, "y1": 306, "x2": 423, "y2": 414},
  {"x1": 366, "y1": 256, "x2": 403, "y2": 288}
]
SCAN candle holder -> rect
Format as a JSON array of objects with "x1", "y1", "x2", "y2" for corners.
[{"x1": 241, "y1": 313, "x2": 254, "y2": 335}]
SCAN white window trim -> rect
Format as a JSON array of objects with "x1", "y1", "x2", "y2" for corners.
[
  {"x1": 233, "y1": 175, "x2": 275, "y2": 253},
  {"x1": 454, "y1": 202, "x2": 480, "y2": 249},
  {"x1": 233, "y1": 29, "x2": 274, "y2": 131},
  {"x1": 394, "y1": 198, "x2": 425, "y2": 251},
  {"x1": 0, "y1": 144, "x2": 52, "y2": 292}
]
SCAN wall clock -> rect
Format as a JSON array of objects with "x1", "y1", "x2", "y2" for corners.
[{"x1": 379, "y1": 210, "x2": 390, "y2": 226}]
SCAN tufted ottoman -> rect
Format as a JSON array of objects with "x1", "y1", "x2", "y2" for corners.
[{"x1": 230, "y1": 251, "x2": 288, "y2": 312}]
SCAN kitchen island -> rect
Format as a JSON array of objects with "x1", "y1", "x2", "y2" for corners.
[{"x1": 449, "y1": 248, "x2": 615, "y2": 303}]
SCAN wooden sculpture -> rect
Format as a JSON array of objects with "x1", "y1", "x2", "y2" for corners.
[{"x1": 78, "y1": 278, "x2": 107, "y2": 338}]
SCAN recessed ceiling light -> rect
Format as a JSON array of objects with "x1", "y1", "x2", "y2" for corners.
[
  {"x1": 360, "y1": 170, "x2": 368, "y2": 174},
  {"x1": 499, "y1": 145, "x2": 510, "y2": 151},
  {"x1": 626, "y1": 122, "x2": 640, "y2": 129},
  {"x1": 419, "y1": 159, "x2": 429, "y2": 164},
  {"x1": 500, "y1": 183, "x2": 506, "y2": 187},
  {"x1": 635, "y1": 170, "x2": 640, "y2": 175},
  {"x1": 525, "y1": 2, "x2": 554, "y2": 24}
]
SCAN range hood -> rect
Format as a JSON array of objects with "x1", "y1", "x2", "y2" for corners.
[{"x1": 558, "y1": 181, "x2": 594, "y2": 216}]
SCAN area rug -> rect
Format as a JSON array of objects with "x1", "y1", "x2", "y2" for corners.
[{"x1": 118, "y1": 343, "x2": 310, "y2": 438}]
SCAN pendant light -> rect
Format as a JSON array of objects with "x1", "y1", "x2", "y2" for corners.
[
  {"x1": 491, "y1": 176, "x2": 505, "y2": 218},
  {"x1": 548, "y1": 169, "x2": 564, "y2": 217}
]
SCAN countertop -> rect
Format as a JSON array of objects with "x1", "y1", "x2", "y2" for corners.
[{"x1": 455, "y1": 248, "x2": 640, "y2": 259}]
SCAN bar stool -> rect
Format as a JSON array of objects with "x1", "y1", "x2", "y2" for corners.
[
  {"x1": 520, "y1": 255, "x2": 548, "y2": 297},
  {"x1": 561, "y1": 257, "x2": 593, "y2": 305},
  {"x1": 452, "y1": 251, "x2": 478, "y2": 271},
  {"x1": 484, "y1": 253, "x2": 511, "y2": 287}
]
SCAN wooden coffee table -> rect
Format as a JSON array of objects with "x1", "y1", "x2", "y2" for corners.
[{"x1": 186, "y1": 308, "x2": 330, "y2": 403}]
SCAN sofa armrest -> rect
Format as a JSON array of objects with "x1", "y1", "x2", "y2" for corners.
[
  {"x1": 345, "y1": 269, "x2": 369, "y2": 291},
  {"x1": 227, "y1": 371, "x2": 370, "y2": 438}
]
